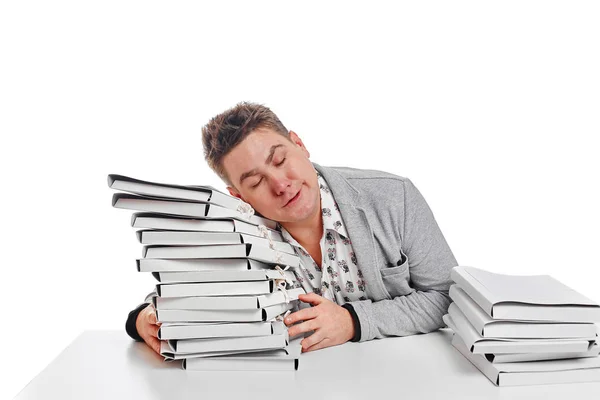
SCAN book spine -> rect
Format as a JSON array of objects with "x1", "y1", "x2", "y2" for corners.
[{"x1": 451, "y1": 268, "x2": 496, "y2": 318}]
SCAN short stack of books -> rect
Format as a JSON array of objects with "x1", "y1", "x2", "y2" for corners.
[
  {"x1": 108, "y1": 174, "x2": 306, "y2": 371},
  {"x1": 443, "y1": 266, "x2": 600, "y2": 386}
]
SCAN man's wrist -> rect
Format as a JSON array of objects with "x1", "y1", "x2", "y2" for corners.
[{"x1": 341, "y1": 303, "x2": 361, "y2": 342}]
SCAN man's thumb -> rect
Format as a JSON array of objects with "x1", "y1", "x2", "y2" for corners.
[{"x1": 148, "y1": 310, "x2": 157, "y2": 324}]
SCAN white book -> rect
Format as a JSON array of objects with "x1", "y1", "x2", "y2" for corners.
[
  {"x1": 156, "y1": 280, "x2": 279, "y2": 298},
  {"x1": 452, "y1": 334, "x2": 600, "y2": 386},
  {"x1": 182, "y1": 342, "x2": 301, "y2": 371},
  {"x1": 162, "y1": 337, "x2": 300, "y2": 361},
  {"x1": 487, "y1": 343, "x2": 600, "y2": 364},
  {"x1": 451, "y1": 266, "x2": 600, "y2": 322},
  {"x1": 154, "y1": 287, "x2": 305, "y2": 310},
  {"x1": 142, "y1": 243, "x2": 301, "y2": 267},
  {"x1": 156, "y1": 302, "x2": 294, "y2": 323},
  {"x1": 166, "y1": 332, "x2": 289, "y2": 354},
  {"x1": 444, "y1": 304, "x2": 596, "y2": 354},
  {"x1": 162, "y1": 346, "x2": 272, "y2": 360},
  {"x1": 137, "y1": 230, "x2": 295, "y2": 254},
  {"x1": 158, "y1": 320, "x2": 287, "y2": 340},
  {"x1": 152, "y1": 268, "x2": 297, "y2": 284},
  {"x1": 202, "y1": 337, "x2": 302, "y2": 358},
  {"x1": 449, "y1": 284, "x2": 598, "y2": 339},
  {"x1": 107, "y1": 174, "x2": 242, "y2": 210},
  {"x1": 136, "y1": 258, "x2": 271, "y2": 273},
  {"x1": 112, "y1": 193, "x2": 277, "y2": 229},
  {"x1": 160, "y1": 339, "x2": 288, "y2": 359},
  {"x1": 131, "y1": 213, "x2": 284, "y2": 242},
  {"x1": 163, "y1": 345, "x2": 285, "y2": 360}
]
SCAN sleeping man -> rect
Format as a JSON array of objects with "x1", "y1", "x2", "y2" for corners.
[{"x1": 126, "y1": 102, "x2": 458, "y2": 354}]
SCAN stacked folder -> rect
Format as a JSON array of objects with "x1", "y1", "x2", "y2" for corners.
[
  {"x1": 108, "y1": 174, "x2": 306, "y2": 371},
  {"x1": 443, "y1": 266, "x2": 600, "y2": 386}
]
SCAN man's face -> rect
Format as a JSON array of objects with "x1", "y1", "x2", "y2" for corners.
[{"x1": 222, "y1": 128, "x2": 320, "y2": 225}]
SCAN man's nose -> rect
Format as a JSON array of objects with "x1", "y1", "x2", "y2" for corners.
[{"x1": 269, "y1": 173, "x2": 291, "y2": 195}]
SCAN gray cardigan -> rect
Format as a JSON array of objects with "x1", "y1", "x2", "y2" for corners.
[{"x1": 312, "y1": 162, "x2": 458, "y2": 342}]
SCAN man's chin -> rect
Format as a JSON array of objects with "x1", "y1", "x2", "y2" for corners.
[{"x1": 277, "y1": 209, "x2": 317, "y2": 226}]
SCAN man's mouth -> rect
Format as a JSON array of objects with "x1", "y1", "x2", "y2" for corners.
[{"x1": 284, "y1": 188, "x2": 301, "y2": 207}]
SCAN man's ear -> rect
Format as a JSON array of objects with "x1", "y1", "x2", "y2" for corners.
[
  {"x1": 227, "y1": 186, "x2": 245, "y2": 202},
  {"x1": 289, "y1": 130, "x2": 310, "y2": 158}
]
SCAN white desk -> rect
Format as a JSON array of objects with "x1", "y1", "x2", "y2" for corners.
[{"x1": 15, "y1": 328, "x2": 600, "y2": 399}]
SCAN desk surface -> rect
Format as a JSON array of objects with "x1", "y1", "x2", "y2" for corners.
[{"x1": 15, "y1": 328, "x2": 600, "y2": 399}]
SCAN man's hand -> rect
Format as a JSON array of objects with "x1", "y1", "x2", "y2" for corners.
[
  {"x1": 285, "y1": 292, "x2": 355, "y2": 352},
  {"x1": 136, "y1": 303, "x2": 163, "y2": 355}
]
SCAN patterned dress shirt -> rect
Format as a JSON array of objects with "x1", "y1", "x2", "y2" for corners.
[{"x1": 276, "y1": 168, "x2": 367, "y2": 305}]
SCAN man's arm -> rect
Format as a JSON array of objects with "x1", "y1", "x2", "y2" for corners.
[{"x1": 349, "y1": 178, "x2": 457, "y2": 342}]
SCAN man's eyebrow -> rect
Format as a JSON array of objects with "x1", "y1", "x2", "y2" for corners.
[{"x1": 239, "y1": 144, "x2": 285, "y2": 185}]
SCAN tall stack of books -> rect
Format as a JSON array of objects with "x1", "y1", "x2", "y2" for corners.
[
  {"x1": 108, "y1": 174, "x2": 306, "y2": 371},
  {"x1": 443, "y1": 266, "x2": 600, "y2": 386}
]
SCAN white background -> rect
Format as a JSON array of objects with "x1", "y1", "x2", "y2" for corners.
[{"x1": 1, "y1": 1, "x2": 599, "y2": 398}]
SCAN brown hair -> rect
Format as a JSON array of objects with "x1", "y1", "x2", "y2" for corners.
[{"x1": 202, "y1": 102, "x2": 290, "y2": 187}]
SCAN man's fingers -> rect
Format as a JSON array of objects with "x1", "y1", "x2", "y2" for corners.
[
  {"x1": 146, "y1": 336, "x2": 162, "y2": 355},
  {"x1": 148, "y1": 310, "x2": 157, "y2": 324},
  {"x1": 298, "y1": 292, "x2": 325, "y2": 306},
  {"x1": 301, "y1": 332, "x2": 325, "y2": 352},
  {"x1": 284, "y1": 307, "x2": 318, "y2": 326},
  {"x1": 287, "y1": 319, "x2": 317, "y2": 338},
  {"x1": 148, "y1": 323, "x2": 160, "y2": 338},
  {"x1": 304, "y1": 337, "x2": 330, "y2": 353}
]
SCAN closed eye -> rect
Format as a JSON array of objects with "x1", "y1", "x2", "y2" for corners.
[{"x1": 251, "y1": 158, "x2": 285, "y2": 188}]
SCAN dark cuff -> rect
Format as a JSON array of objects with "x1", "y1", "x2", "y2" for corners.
[
  {"x1": 126, "y1": 302, "x2": 150, "y2": 342},
  {"x1": 341, "y1": 303, "x2": 361, "y2": 342}
]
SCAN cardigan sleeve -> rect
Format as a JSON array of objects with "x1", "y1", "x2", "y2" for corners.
[{"x1": 348, "y1": 178, "x2": 457, "y2": 342}]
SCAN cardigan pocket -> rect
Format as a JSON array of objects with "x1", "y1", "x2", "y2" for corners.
[{"x1": 380, "y1": 256, "x2": 414, "y2": 298}]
